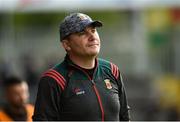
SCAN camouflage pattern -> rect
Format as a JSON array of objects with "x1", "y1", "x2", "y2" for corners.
[{"x1": 59, "y1": 13, "x2": 102, "y2": 41}]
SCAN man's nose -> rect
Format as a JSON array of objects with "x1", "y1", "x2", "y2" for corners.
[
  {"x1": 87, "y1": 31, "x2": 95, "y2": 40},
  {"x1": 19, "y1": 94, "x2": 26, "y2": 103}
]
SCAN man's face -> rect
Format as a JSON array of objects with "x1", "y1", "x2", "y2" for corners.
[
  {"x1": 63, "y1": 26, "x2": 101, "y2": 58},
  {"x1": 6, "y1": 82, "x2": 29, "y2": 107}
]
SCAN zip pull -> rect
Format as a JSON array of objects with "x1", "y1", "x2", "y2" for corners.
[{"x1": 91, "y1": 80, "x2": 95, "y2": 85}]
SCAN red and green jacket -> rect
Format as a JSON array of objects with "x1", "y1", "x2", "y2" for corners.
[{"x1": 33, "y1": 55, "x2": 130, "y2": 121}]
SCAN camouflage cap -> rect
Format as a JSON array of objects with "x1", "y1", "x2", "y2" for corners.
[{"x1": 59, "y1": 13, "x2": 103, "y2": 41}]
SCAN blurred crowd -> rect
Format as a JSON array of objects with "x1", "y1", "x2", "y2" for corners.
[
  {"x1": 0, "y1": 75, "x2": 34, "y2": 121},
  {"x1": 0, "y1": 54, "x2": 58, "y2": 121}
]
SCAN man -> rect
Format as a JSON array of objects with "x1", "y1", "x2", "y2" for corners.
[
  {"x1": 0, "y1": 76, "x2": 34, "y2": 121},
  {"x1": 33, "y1": 13, "x2": 130, "y2": 121}
]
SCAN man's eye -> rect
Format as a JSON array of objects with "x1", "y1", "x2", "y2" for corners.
[
  {"x1": 77, "y1": 31, "x2": 85, "y2": 36},
  {"x1": 91, "y1": 29, "x2": 96, "y2": 33}
]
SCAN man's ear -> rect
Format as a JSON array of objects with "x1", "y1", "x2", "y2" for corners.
[{"x1": 62, "y1": 39, "x2": 71, "y2": 51}]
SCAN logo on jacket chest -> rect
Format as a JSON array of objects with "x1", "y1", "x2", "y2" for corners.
[
  {"x1": 73, "y1": 88, "x2": 85, "y2": 95},
  {"x1": 104, "y1": 79, "x2": 112, "y2": 89}
]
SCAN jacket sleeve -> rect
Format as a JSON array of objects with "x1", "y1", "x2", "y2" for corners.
[
  {"x1": 110, "y1": 62, "x2": 130, "y2": 121},
  {"x1": 32, "y1": 77, "x2": 62, "y2": 121},
  {"x1": 118, "y1": 73, "x2": 130, "y2": 121}
]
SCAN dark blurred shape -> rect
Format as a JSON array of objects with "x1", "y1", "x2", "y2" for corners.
[
  {"x1": 0, "y1": 61, "x2": 12, "y2": 83},
  {"x1": 21, "y1": 53, "x2": 39, "y2": 86},
  {"x1": 0, "y1": 76, "x2": 34, "y2": 121}
]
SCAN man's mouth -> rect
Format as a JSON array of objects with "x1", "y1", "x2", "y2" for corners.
[{"x1": 88, "y1": 43, "x2": 99, "y2": 47}]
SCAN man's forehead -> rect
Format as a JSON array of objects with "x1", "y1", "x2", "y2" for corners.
[
  {"x1": 6, "y1": 82, "x2": 28, "y2": 90},
  {"x1": 64, "y1": 26, "x2": 96, "y2": 40}
]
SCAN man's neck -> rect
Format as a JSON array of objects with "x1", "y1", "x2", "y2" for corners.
[
  {"x1": 7, "y1": 104, "x2": 25, "y2": 112},
  {"x1": 69, "y1": 54, "x2": 96, "y2": 69}
]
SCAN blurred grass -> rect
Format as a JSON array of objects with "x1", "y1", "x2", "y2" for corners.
[{"x1": 3, "y1": 11, "x2": 130, "y2": 28}]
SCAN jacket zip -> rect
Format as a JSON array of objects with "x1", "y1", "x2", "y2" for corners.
[{"x1": 70, "y1": 63, "x2": 105, "y2": 121}]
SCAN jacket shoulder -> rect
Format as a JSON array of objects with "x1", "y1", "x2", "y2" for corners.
[
  {"x1": 0, "y1": 109, "x2": 12, "y2": 121},
  {"x1": 41, "y1": 61, "x2": 68, "y2": 91},
  {"x1": 52, "y1": 61, "x2": 68, "y2": 77},
  {"x1": 98, "y1": 58, "x2": 120, "y2": 80},
  {"x1": 98, "y1": 58, "x2": 111, "y2": 70}
]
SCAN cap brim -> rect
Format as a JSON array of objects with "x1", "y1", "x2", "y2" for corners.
[{"x1": 88, "y1": 21, "x2": 103, "y2": 27}]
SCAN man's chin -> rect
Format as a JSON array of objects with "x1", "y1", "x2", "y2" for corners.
[
  {"x1": 12, "y1": 103, "x2": 26, "y2": 108},
  {"x1": 87, "y1": 52, "x2": 99, "y2": 57}
]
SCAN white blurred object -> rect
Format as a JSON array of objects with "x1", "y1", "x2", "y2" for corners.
[{"x1": 0, "y1": 0, "x2": 180, "y2": 12}]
